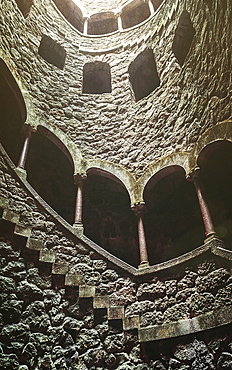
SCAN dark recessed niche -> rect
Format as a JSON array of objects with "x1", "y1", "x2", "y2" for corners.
[
  {"x1": 88, "y1": 12, "x2": 118, "y2": 35},
  {"x1": 38, "y1": 35, "x2": 66, "y2": 70},
  {"x1": 52, "y1": 0, "x2": 84, "y2": 33},
  {"x1": 15, "y1": 0, "x2": 33, "y2": 18},
  {"x1": 83, "y1": 62, "x2": 111, "y2": 94},
  {"x1": 172, "y1": 10, "x2": 195, "y2": 66},
  {"x1": 129, "y1": 49, "x2": 160, "y2": 101},
  {"x1": 121, "y1": 0, "x2": 150, "y2": 29}
]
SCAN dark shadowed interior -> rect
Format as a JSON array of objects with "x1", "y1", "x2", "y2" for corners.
[
  {"x1": 144, "y1": 166, "x2": 205, "y2": 264},
  {"x1": 199, "y1": 140, "x2": 232, "y2": 249},
  {"x1": 83, "y1": 174, "x2": 140, "y2": 267},
  {"x1": 26, "y1": 132, "x2": 76, "y2": 224},
  {"x1": 129, "y1": 49, "x2": 160, "y2": 101},
  {"x1": 172, "y1": 10, "x2": 195, "y2": 66},
  {"x1": 0, "y1": 70, "x2": 23, "y2": 166}
]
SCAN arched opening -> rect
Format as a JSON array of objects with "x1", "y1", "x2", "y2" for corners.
[
  {"x1": 38, "y1": 35, "x2": 66, "y2": 70},
  {"x1": 144, "y1": 166, "x2": 205, "y2": 264},
  {"x1": 198, "y1": 140, "x2": 232, "y2": 249},
  {"x1": 26, "y1": 131, "x2": 76, "y2": 224},
  {"x1": 52, "y1": 0, "x2": 84, "y2": 33},
  {"x1": 121, "y1": 0, "x2": 150, "y2": 29},
  {"x1": 172, "y1": 10, "x2": 195, "y2": 66},
  {"x1": 15, "y1": 0, "x2": 33, "y2": 18},
  {"x1": 129, "y1": 49, "x2": 160, "y2": 101},
  {"x1": 83, "y1": 62, "x2": 111, "y2": 94},
  {"x1": 88, "y1": 12, "x2": 118, "y2": 35},
  {"x1": 0, "y1": 60, "x2": 25, "y2": 165},
  {"x1": 82, "y1": 171, "x2": 139, "y2": 267}
]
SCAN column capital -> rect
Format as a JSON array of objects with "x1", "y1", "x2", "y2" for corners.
[
  {"x1": 186, "y1": 166, "x2": 201, "y2": 182},
  {"x1": 131, "y1": 202, "x2": 147, "y2": 216},
  {"x1": 21, "y1": 123, "x2": 36, "y2": 136},
  {"x1": 74, "y1": 172, "x2": 87, "y2": 185}
]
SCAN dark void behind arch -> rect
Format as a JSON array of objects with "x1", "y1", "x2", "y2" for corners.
[
  {"x1": 83, "y1": 62, "x2": 112, "y2": 94},
  {"x1": 38, "y1": 35, "x2": 66, "y2": 70},
  {"x1": 15, "y1": 0, "x2": 33, "y2": 18},
  {"x1": 121, "y1": 0, "x2": 150, "y2": 29},
  {"x1": 52, "y1": 0, "x2": 84, "y2": 33},
  {"x1": 88, "y1": 12, "x2": 118, "y2": 35},
  {"x1": 172, "y1": 10, "x2": 195, "y2": 66},
  {"x1": 129, "y1": 49, "x2": 160, "y2": 101}
]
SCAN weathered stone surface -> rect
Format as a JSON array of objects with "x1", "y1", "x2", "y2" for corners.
[
  {"x1": 165, "y1": 280, "x2": 177, "y2": 297},
  {"x1": 0, "y1": 323, "x2": 30, "y2": 344},
  {"x1": 163, "y1": 303, "x2": 189, "y2": 323},
  {"x1": 76, "y1": 328, "x2": 101, "y2": 353},
  {"x1": 16, "y1": 281, "x2": 43, "y2": 301},
  {"x1": 104, "y1": 333, "x2": 125, "y2": 353},
  {"x1": 178, "y1": 271, "x2": 198, "y2": 291},
  {"x1": 125, "y1": 301, "x2": 155, "y2": 317},
  {"x1": 217, "y1": 352, "x2": 232, "y2": 369},
  {"x1": 21, "y1": 301, "x2": 51, "y2": 332},
  {"x1": 189, "y1": 292, "x2": 215, "y2": 315},
  {"x1": 137, "y1": 281, "x2": 166, "y2": 300},
  {"x1": 214, "y1": 283, "x2": 232, "y2": 309},
  {"x1": 195, "y1": 268, "x2": 230, "y2": 293},
  {"x1": 140, "y1": 311, "x2": 163, "y2": 327}
]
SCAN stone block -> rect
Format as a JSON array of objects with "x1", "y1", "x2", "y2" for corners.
[
  {"x1": 26, "y1": 238, "x2": 44, "y2": 251},
  {"x1": 39, "y1": 250, "x2": 56, "y2": 263},
  {"x1": 93, "y1": 295, "x2": 110, "y2": 309},
  {"x1": 0, "y1": 197, "x2": 9, "y2": 209},
  {"x1": 123, "y1": 316, "x2": 140, "y2": 330},
  {"x1": 65, "y1": 274, "x2": 83, "y2": 286},
  {"x1": 14, "y1": 224, "x2": 31, "y2": 238},
  {"x1": 72, "y1": 224, "x2": 84, "y2": 236},
  {"x1": 2, "y1": 209, "x2": 20, "y2": 224},
  {"x1": 52, "y1": 262, "x2": 69, "y2": 275},
  {"x1": 79, "y1": 285, "x2": 95, "y2": 298},
  {"x1": 108, "y1": 306, "x2": 125, "y2": 320},
  {"x1": 15, "y1": 167, "x2": 27, "y2": 180}
]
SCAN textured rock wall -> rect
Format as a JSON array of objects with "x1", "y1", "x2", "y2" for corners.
[
  {"x1": 0, "y1": 0, "x2": 231, "y2": 177},
  {"x1": 0, "y1": 153, "x2": 232, "y2": 369}
]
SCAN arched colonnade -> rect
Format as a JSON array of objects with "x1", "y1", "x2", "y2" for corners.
[{"x1": 1, "y1": 56, "x2": 232, "y2": 269}]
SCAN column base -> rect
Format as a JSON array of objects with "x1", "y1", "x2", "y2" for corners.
[
  {"x1": 138, "y1": 261, "x2": 150, "y2": 269},
  {"x1": 204, "y1": 233, "x2": 218, "y2": 244},
  {"x1": 15, "y1": 167, "x2": 27, "y2": 180},
  {"x1": 72, "y1": 223, "x2": 84, "y2": 236}
]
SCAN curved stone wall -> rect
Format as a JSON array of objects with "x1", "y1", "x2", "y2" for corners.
[
  {"x1": 1, "y1": 0, "x2": 231, "y2": 178},
  {"x1": 0, "y1": 0, "x2": 232, "y2": 368}
]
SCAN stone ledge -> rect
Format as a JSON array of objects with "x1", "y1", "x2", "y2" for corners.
[
  {"x1": 93, "y1": 296, "x2": 110, "y2": 309},
  {"x1": 79, "y1": 285, "x2": 95, "y2": 298},
  {"x1": 39, "y1": 250, "x2": 56, "y2": 263},
  {"x1": 138, "y1": 305, "x2": 232, "y2": 342},
  {"x1": 26, "y1": 238, "x2": 44, "y2": 251},
  {"x1": 2, "y1": 209, "x2": 20, "y2": 224},
  {"x1": 123, "y1": 316, "x2": 140, "y2": 331},
  {"x1": 52, "y1": 262, "x2": 69, "y2": 275},
  {"x1": 108, "y1": 306, "x2": 125, "y2": 320},
  {"x1": 65, "y1": 273, "x2": 83, "y2": 286},
  {"x1": 14, "y1": 224, "x2": 32, "y2": 238},
  {"x1": 0, "y1": 197, "x2": 9, "y2": 209}
]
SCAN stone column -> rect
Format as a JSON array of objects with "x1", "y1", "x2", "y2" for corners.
[
  {"x1": 132, "y1": 203, "x2": 150, "y2": 269},
  {"x1": 116, "y1": 11, "x2": 123, "y2": 30},
  {"x1": 187, "y1": 167, "x2": 216, "y2": 238},
  {"x1": 147, "y1": 0, "x2": 155, "y2": 15},
  {"x1": 18, "y1": 125, "x2": 32, "y2": 170},
  {"x1": 83, "y1": 17, "x2": 89, "y2": 35},
  {"x1": 73, "y1": 173, "x2": 87, "y2": 227}
]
